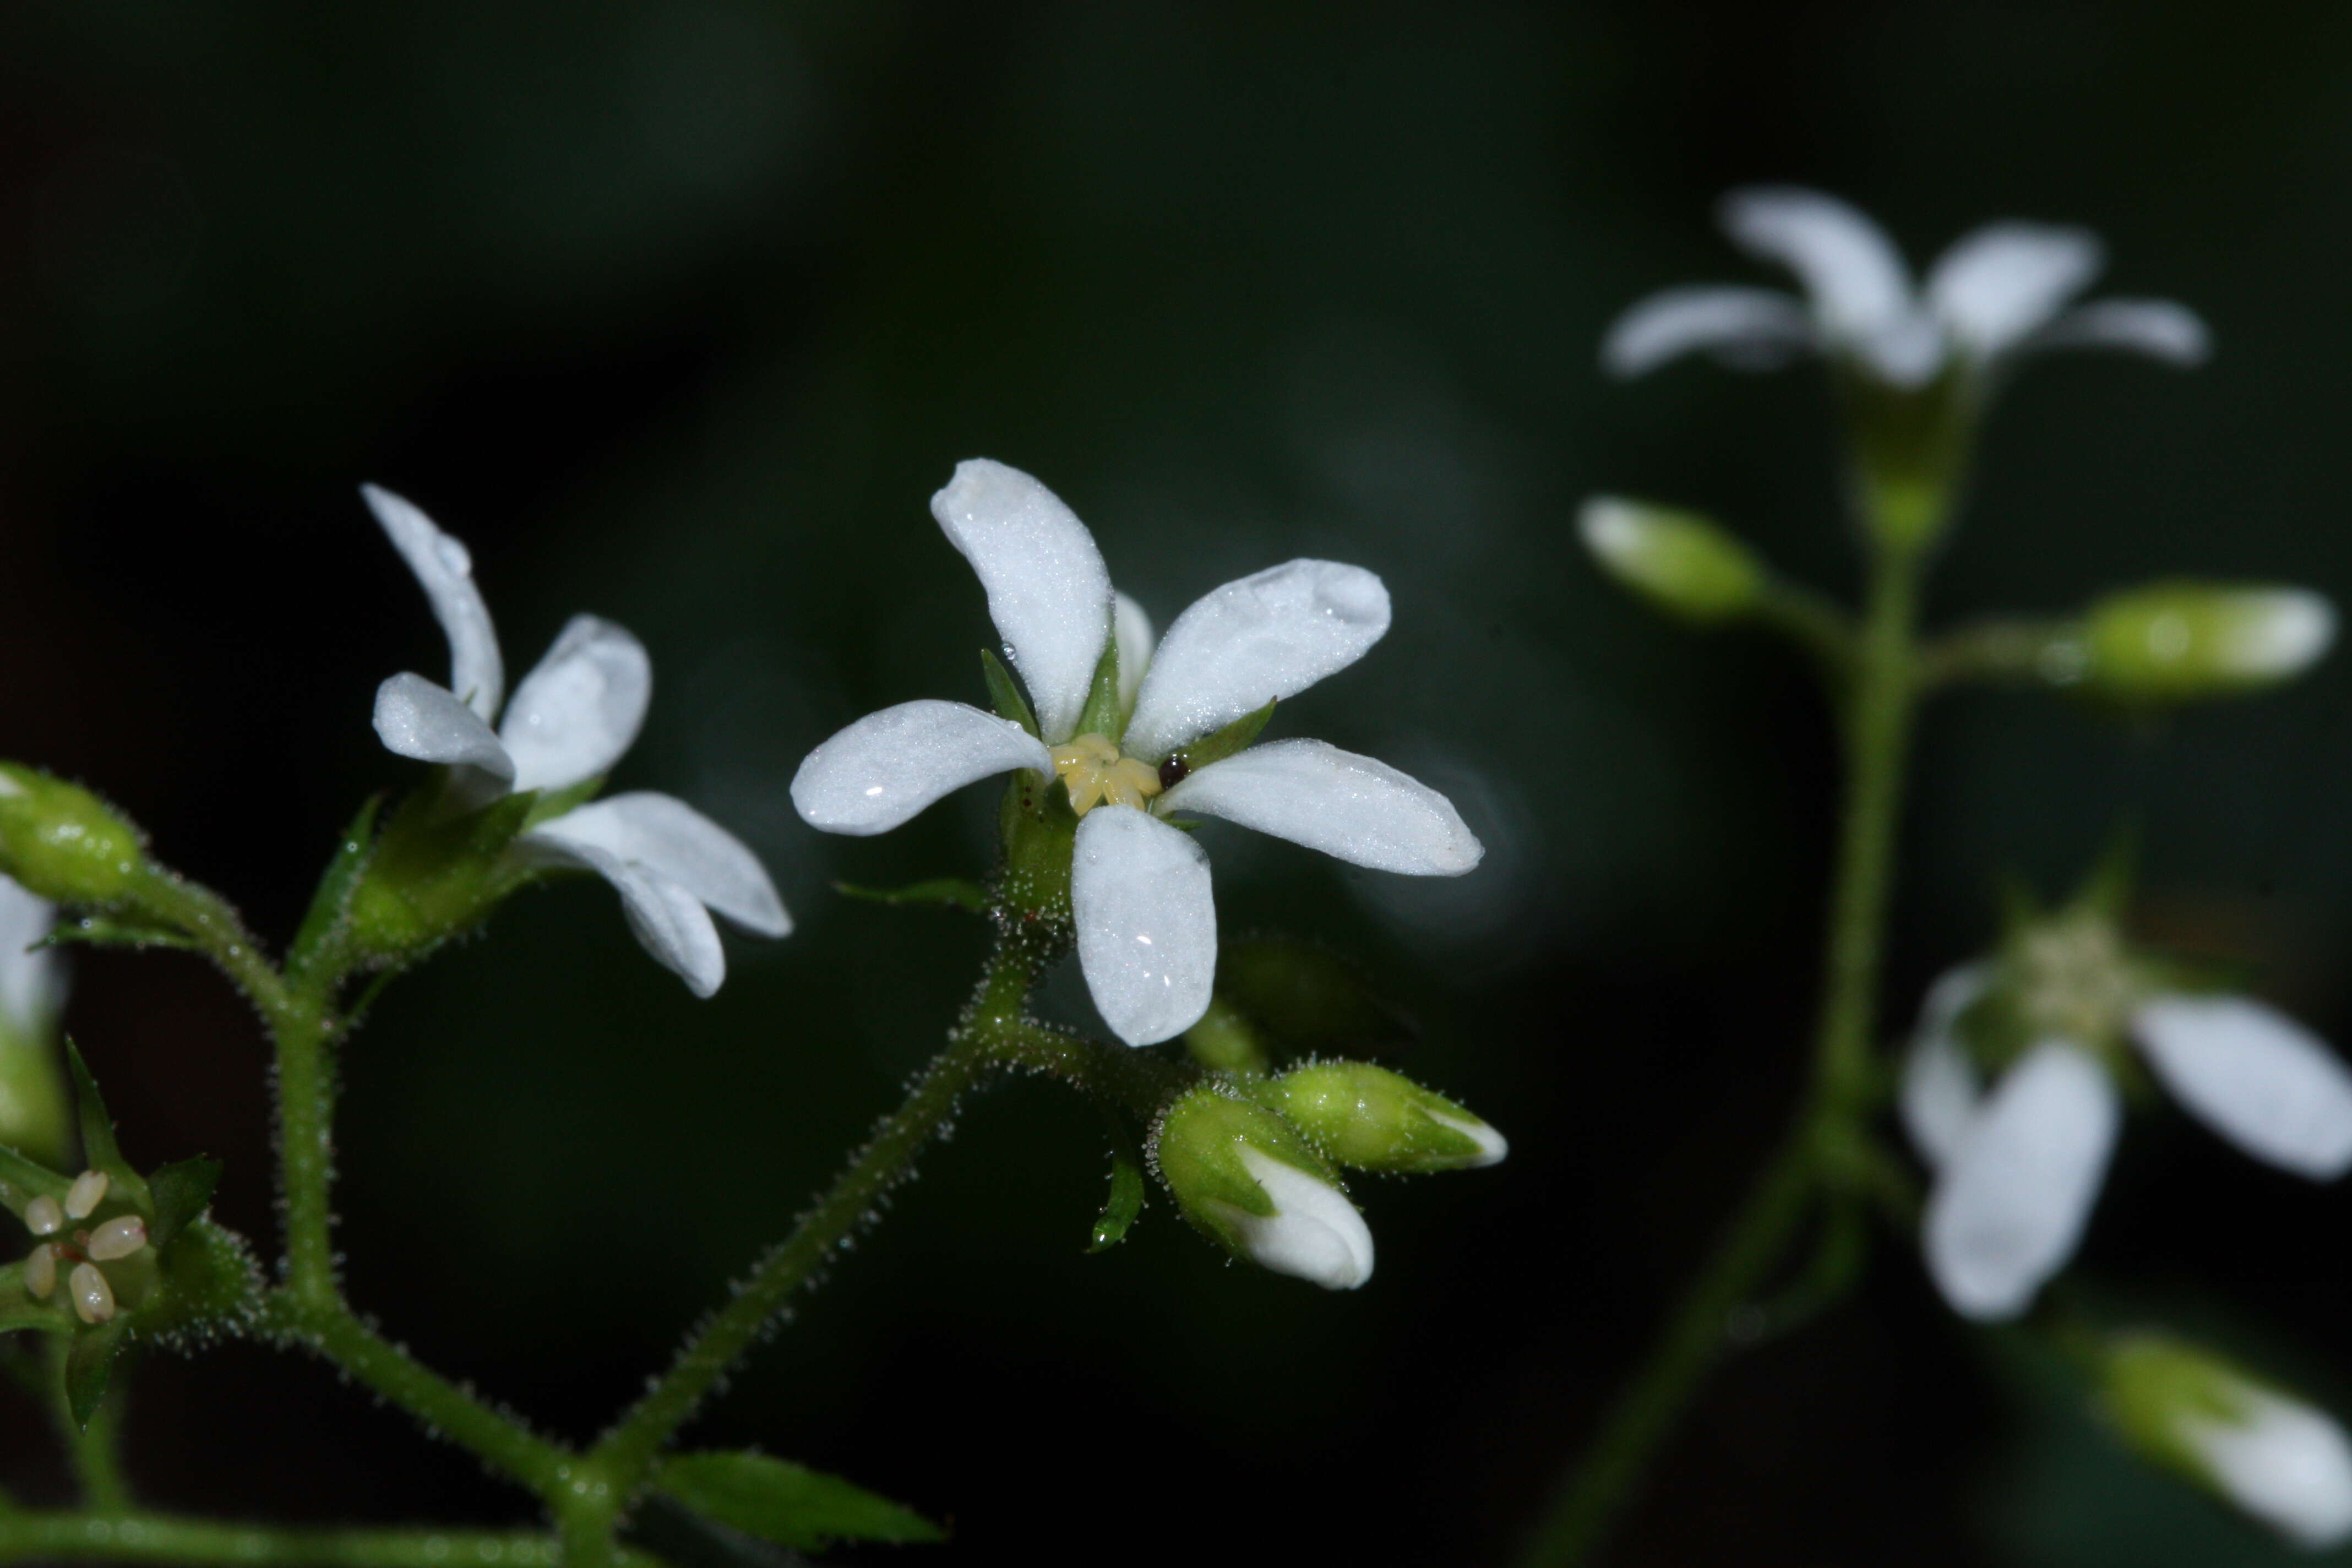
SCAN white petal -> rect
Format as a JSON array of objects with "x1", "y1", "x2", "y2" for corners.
[
  {"x1": 1113, "y1": 591, "x2": 1156, "y2": 713},
  {"x1": 791, "y1": 699, "x2": 1052, "y2": 836},
  {"x1": 363, "y1": 484, "x2": 504, "y2": 721},
  {"x1": 1599, "y1": 286, "x2": 1817, "y2": 378},
  {"x1": 930, "y1": 460, "x2": 1113, "y2": 745},
  {"x1": 1158, "y1": 738, "x2": 1481, "y2": 875},
  {"x1": 1901, "y1": 963, "x2": 1990, "y2": 1170},
  {"x1": 1123, "y1": 561, "x2": 1391, "y2": 762},
  {"x1": 523, "y1": 837, "x2": 726, "y2": 998},
  {"x1": 525, "y1": 793, "x2": 789, "y2": 937},
  {"x1": 1070, "y1": 805, "x2": 1216, "y2": 1047},
  {"x1": 1925, "y1": 221, "x2": 2103, "y2": 361},
  {"x1": 372, "y1": 673, "x2": 517, "y2": 783},
  {"x1": 2027, "y1": 298, "x2": 2211, "y2": 366},
  {"x1": 0, "y1": 876, "x2": 61, "y2": 1038},
  {"x1": 2132, "y1": 996, "x2": 2352, "y2": 1180},
  {"x1": 1923, "y1": 1042, "x2": 2119, "y2": 1322},
  {"x1": 498, "y1": 616, "x2": 652, "y2": 793},
  {"x1": 1229, "y1": 1147, "x2": 1375, "y2": 1290},
  {"x1": 1717, "y1": 187, "x2": 1919, "y2": 353},
  {"x1": 2186, "y1": 1389, "x2": 2352, "y2": 1550}
]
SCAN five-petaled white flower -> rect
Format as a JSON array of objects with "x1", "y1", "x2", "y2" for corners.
[
  {"x1": 1602, "y1": 186, "x2": 2210, "y2": 388},
  {"x1": 1901, "y1": 965, "x2": 2352, "y2": 1321},
  {"x1": 791, "y1": 460, "x2": 1484, "y2": 1047},
  {"x1": 364, "y1": 486, "x2": 790, "y2": 997}
]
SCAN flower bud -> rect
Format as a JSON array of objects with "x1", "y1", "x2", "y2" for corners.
[
  {"x1": 1266, "y1": 1062, "x2": 1506, "y2": 1173},
  {"x1": 1152, "y1": 1085, "x2": 1373, "y2": 1291},
  {"x1": 0, "y1": 769, "x2": 142, "y2": 906},
  {"x1": 1578, "y1": 498, "x2": 1763, "y2": 624},
  {"x1": 2100, "y1": 1332, "x2": 2352, "y2": 1550},
  {"x1": 2083, "y1": 582, "x2": 2334, "y2": 702}
]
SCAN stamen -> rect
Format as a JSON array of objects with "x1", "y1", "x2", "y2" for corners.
[
  {"x1": 64, "y1": 1170, "x2": 108, "y2": 1222},
  {"x1": 68, "y1": 1261, "x2": 113, "y2": 1324},
  {"x1": 24, "y1": 1196, "x2": 62, "y2": 1238},
  {"x1": 88, "y1": 1216, "x2": 146, "y2": 1262},
  {"x1": 24, "y1": 1244, "x2": 55, "y2": 1300},
  {"x1": 1049, "y1": 733, "x2": 1164, "y2": 818}
]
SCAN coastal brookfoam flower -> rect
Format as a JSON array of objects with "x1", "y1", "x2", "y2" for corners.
[
  {"x1": 20, "y1": 1166, "x2": 147, "y2": 1324},
  {"x1": 365, "y1": 486, "x2": 790, "y2": 997},
  {"x1": 1151, "y1": 1083, "x2": 1375, "y2": 1290},
  {"x1": 790, "y1": 459, "x2": 1483, "y2": 1047},
  {"x1": 1902, "y1": 966, "x2": 2352, "y2": 1321},
  {"x1": 1602, "y1": 186, "x2": 2209, "y2": 388}
]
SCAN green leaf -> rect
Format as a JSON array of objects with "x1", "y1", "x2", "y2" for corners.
[
  {"x1": 1163, "y1": 699, "x2": 1276, "y2": 776},
  {"x1": 64, "y1": 1319, "x2": 128, "y2": 1430},
  {"x1": 0, "y1": 1146, "x2": 69, "y2": 1220},
  {"x1": 979, "y1": 649, "x2": 1039, "y2": 739},
  {"x1": 66, "y1": 1044, "x2": 149, "y2": 1208},
  {"x1": 146, "y1": 1158, "x2": 221, "y2": 1252},
  {"x1": 1087, "y1": 1115, "x2": 1146, "y2": 1253},
  {"x1": 39, "y1": 915, "x2": 197, "y2": 952},
  {"x1": 834, "y1": 878, "x2": 987, "y2": 914},
  {"x1": 655, "y1": 1451, "x2": 945, "y2": 1551},
  {"x1": 1071, "y1": 619, "x2": 1124, "y2": 742},
  {"x1": 286, "y1": 794, "x2": 382, "y2": 984}
]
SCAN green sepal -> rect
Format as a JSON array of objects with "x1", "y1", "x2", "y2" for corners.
[
  {"x1": 521, "y1": 776, "x2": 603, "y2": 830},
  {"x1": 66, "y1": 1043, "x2": 148, "y2": 1210},
  {"x1": 146, "y1": 1158, "x2": 221, "y2": 1253},
  {"x1": 39, "y1": 914, "x2": 197, "y2": 953},
  {"x1": 979, "y1": 649, "x2": 1039, "y2": 740},
  {"x1": 64, "y1": 1317, "x2": 128, "y2": 1429},
  {"x1": 286, "y1": 794, "x2": 382, "y2": 986},
  {"x1": 346, "y1": 785, "x2": 538, "y2": 962},
  {"x1": 1157, "y1": 699, "x2": 1274, "y2": 773},
  {"x1": 1087, "y1": 1112, "x2": 1146, "y2": 1253},
  {"x1": 0, "y1": 1145, "x2": 70, "y2": 1219},
  {"x1": 653, "y1": 1451, "x2": 945, "y2": 1551},
  {"x1": 1071, "y1": 621, "x2": 1125, "y2": 743},
  {"x1": 834, "y1": 878, "x2": 988, "y2": 914}
]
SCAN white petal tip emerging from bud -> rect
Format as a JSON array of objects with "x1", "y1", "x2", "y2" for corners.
[
  {"x1": 1428, "y1": 1108, "x2": 1509, "y2": 1167},
  {"x1": 23, "y1": 1243, "x2": 55, "y2": 1300},
  {"x1": 64, "y1": 1169, "x2": 109, "y2": 1222},
  {"x1": 2182, "y1": 1391, "x2": 2352, "y2": 1550},
  {"x1": 1229, "y1": 1148, "x2": 1375, "y2": 1291},
  {"x1": 68, "y1": 1261, "x2": 113, "y2": 1324},
  {"x1": 2226, "y1": 591, "x2": 2337, "y2": 679},
  {"x1": 24, "y1": 1196, "x2": 62, "y2": 1237},
  {"x1": 87, "y1": 1215, "x2": 145, "y2": 1262}
]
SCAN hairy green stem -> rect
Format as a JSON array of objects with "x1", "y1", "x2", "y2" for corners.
[
  {"x1": 0, "y1": 1513, "x2": 652, "y2": 1567},
  {"x1": 1516, "y1": 537, "x2": 1928, "y2": 1567}
]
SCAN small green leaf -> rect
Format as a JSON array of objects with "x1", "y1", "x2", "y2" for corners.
[
  {"x1": 1163, "y1": 699, "x2": 1276, "y2": 775},
  {"x1": 66, "y1": 1044, "x2": 149, "y2": 1209},
  {"x1": 834, "y1": 878, "x2": 987, "y2": 914},
  {"x1": 655, "y1": 1451, "x2": 945, "y2": 1551},
  {"x1": 64, "y1": 1319, "x2": 128, "y2": 1430},
  {"x1": 0, "y1": 1146, "x2": 69, "y2": 1220},
  {"x1": 1087, "y1": 1117, "x2": 1147, "y2": 1253},
  {"x1": 146, "y1": 1158, "x2": 221, "y2": 1252},
  {"x1": 979, "y1": 649, "x2": 1039, "y2": 739},
  {"x1": 286, "y1": 795, "x2": 382, "y2": 984},
  {"x1": 40, "y1": 916, "x2": 197, "y2": 953},
  {"x1": 1071, "y1": 618, "x2": 1124, "y2": 742}
]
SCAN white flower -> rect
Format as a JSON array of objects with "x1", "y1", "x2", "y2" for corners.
[
  {"x1": 0, "y1": 875, "x2": 61, "y2": 1041},
  {"x1": 1222, "y1": 1146, "x2": 1376, "y2": 1291},
  {"x1": 1902, "y1": 966, "x2": 2352, "y2": 1321},
  {"x1": 2183, "y1": 1381, "x2": 2352, "y2": 1550},
  {"x1": 1603, "y1": 186, "x2": 2209, "y2": 388},
  {"x1": 791, "y1": 460, "x2": 1484, "y2": 1047},
  {"x1": 364, "y1": 486, "x2": 791, "y2": 997}
]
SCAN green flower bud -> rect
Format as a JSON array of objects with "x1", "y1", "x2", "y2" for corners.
[
  {"x1": 1578, "y1": 497, "x2": 1763, "y2": 624},
  {"x1": 0, "y1": 768, "x2": 143, "y2": 905},
  {"x1": 1267, "y1": 1062, "x2": 1506, "y2": 1173},
  {"x1": 2099, "y1": 1333, "x2": 2352, "y2": 1549},
  {"x1": 1152, "y1": 1085, "x2": 1372, "y2": 1290},
  {"x1": 2084, "y1": 582, "x2": 2334, "y2": 702}
]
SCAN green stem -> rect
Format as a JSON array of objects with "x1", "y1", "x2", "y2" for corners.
[
  {"x1": 0, "y1": 1513, "x2": 652, "y2": 1567},
  {"x1": 51, "y1": 1338, "x2": 130, "y2": 1514},
  {"x1": 1515, "y1": 538, "x2": 1929, "y2": 1568}
]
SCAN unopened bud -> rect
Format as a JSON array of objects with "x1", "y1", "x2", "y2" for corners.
[
  {"x1": 2101, "y1": 1332, "x2": 2352, "y2": 1550},
  {"x1": 1267, "y1": 1063, "x2": 1506, "y2": 1173},
  {"x1": 2083, "y1": 583, "x2": 2334, "y2": 702},
  {"x1": 0, "y1": 768, "x2": 143, "y2": 905},
  {"x1": 1153, "y1": 1086, "x2": 1374, "y2": 1291},
  {"x1": 1578, "y1": 497, "x2": 1764, "y2": 624}
]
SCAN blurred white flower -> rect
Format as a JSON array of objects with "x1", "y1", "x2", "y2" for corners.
[
  {"x1": 1603, "y1": 186, "x2": 2209, "y2": 388},
  {"x1": 1901, "y1": 966, "x2": 2352, "y2": 1321},
  {"x1": 0, "y1": 875, "x2": 61, "y2": 1042},
  {"x1": 792, "y1": 459, "x2": 1483, "y2": 1046},
  {"x1": 366, "y1": 485, "x2": 790, "y2": 997}
]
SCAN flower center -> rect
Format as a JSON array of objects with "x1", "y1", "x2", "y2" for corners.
[{"x1": 1050, "y1": 733, "x2": 1163, "y2": 818}]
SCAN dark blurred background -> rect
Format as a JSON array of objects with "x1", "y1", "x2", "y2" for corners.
[{"x1": 6, "y1": 2, "x2": 2352, "y2": 1563}]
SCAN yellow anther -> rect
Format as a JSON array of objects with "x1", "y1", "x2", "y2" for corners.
[{"x1": 1050, "y1": 733, "x2": 1163, "y2": 818}]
